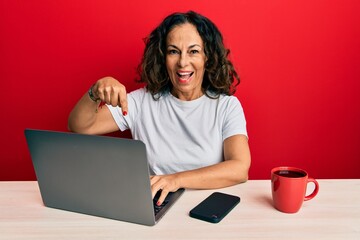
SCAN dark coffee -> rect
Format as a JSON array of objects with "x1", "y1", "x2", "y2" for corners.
[{"x1": 274, "y1": 170, "x2": 306, "y2": 178}]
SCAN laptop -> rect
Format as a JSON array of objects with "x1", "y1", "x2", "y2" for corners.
[{"x1": 24, "y1": 129, "x2": 184, "y2": 226}]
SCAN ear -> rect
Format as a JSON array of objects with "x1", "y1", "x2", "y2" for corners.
[
  {"x1": 204, "y1": 49, "x2": 208, "y2": 62},
  {"x1": 204, "y1": 49, "x2": 208, "y2": 66},
  {"x1": 205, "y1": 58, "x2": 210, "y2": 68}
]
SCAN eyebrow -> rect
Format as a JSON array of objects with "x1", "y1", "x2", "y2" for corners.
[{"x1": 167, "y1": 44, "x2": 202, "y2": 49}]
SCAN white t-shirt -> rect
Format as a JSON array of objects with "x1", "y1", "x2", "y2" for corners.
[{"x1": 107, "y1": 87, "x2": 247, "y2": 175}]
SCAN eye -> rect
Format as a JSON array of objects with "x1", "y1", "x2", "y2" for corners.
[
  {"x1": 190, "y1": 49, "x2": 199, "y2": 54},
  {"x1": 167, "y1": 49, "x2": 179, "y2": 55}
]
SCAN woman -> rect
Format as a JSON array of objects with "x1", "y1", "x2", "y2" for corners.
[{"x1": 68, "y1": 11, "x2": 251, "y2": 206}]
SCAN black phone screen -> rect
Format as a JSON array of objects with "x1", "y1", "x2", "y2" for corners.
[{"x1": 189, "y1": 192, "x2": 240, "y2": 223}]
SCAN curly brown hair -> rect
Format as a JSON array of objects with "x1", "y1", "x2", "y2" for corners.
[{"x1": 137, "y1": 11, "x2": 240, "y2": 99}]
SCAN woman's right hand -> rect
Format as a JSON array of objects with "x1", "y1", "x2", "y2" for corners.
[
  {"x1": 68, "y1": 76, "x2": 126, "y2": 134},
  {"x1": 91, "y1": 76, "x2": 128, "y2": 115}
]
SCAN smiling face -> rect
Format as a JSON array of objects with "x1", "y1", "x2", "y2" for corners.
[{"x1": 166, "y1": 23, "x2": 207, "y2": 101}]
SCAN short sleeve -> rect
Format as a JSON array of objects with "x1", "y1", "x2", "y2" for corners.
[
  {"x1": 107, "y1": 105, "x2": 128, "y2": 131},
  {"x1": 222, "y1": 97, "x2": 248, "y2": 140}
]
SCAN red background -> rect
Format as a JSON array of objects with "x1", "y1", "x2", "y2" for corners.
[{"x1": 1, "y1": 0, "x2": 359, "y2": 180}]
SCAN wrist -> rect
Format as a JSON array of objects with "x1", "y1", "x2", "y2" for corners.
[
  {"x1": 88, "y1": 84, "x2": 100, "y2": 102},
  {"x1": 173, "y1": 172, "x2": 184, "y2": 189}
]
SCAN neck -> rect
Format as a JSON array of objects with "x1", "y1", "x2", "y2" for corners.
[{"x1": 171, "y1": 89, "x2": 204, "y2": 101}]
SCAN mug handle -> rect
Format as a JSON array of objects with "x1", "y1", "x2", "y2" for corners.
[{"x1": 304, "y1": 178, "x2": 319, "y2": 201}]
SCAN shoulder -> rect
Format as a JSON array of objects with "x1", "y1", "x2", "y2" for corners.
[
  {"x1": 129, "y1": 87, "x2": 147, "y2": 98},
  {"x1": 218, "y1": 94, "x2": 240, "y2": 103},
  {"x1": 213, "y1": 94, "x2": 246, "y2": 124},
  {"x1": 222, "y1": 94, "x2": 242, "y2": 109},
  {"x1": 128, "y1": 87, "x2": 154, "y2": 102},
  {"x1": 129, "y1": 87, "x2": 167, "y2": 100},
  {"x1": 207, "y1": 92, "x2": 242, "y2": 109}
]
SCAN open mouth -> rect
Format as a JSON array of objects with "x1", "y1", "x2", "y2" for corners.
[{"x1": 176, "y1": 71, "x2": 194, "y2": 83}]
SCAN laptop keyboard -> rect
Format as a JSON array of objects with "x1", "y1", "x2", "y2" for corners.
[{"x1": 153, "y1": 190, "x2": 173, "y2": 216}]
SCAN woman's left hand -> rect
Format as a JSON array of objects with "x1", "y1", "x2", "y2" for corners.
[{"x1": 150, "y1": 174, "x2": 181, "y2": 206}]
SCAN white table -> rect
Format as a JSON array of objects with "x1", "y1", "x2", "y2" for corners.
[{"x1": 1, "y1": 180, "x2": 359, "y2": 239}]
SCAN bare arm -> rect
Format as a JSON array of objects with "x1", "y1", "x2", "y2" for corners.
[
  {"x1": 68, "y1": 77, "x2": 128, "y2": 135},
  {"x1": 151, "y1": 134, "x2": 251, "y2": 205}
]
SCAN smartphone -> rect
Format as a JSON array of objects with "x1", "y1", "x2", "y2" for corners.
[{"x1": 189, "y1": 192, "x2": 240, "y2": 223}]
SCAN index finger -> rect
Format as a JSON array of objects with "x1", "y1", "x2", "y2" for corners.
[
  {"x1": 156, "y1": 189, "x2": 169, "y2": 206},
  {"x1": 118, "y1": 86, "x2": 128, "y2": 116}
]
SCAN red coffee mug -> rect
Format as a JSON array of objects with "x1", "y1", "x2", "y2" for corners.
[{"x1": 271, "y1": 166, "x2": 319, "y2": 213}]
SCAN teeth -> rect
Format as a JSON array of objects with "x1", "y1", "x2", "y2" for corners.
[{"x1": 178, "y1": 72, "x2": 191, "y2": 76}]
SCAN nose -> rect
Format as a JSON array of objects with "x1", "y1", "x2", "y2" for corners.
[{"x1": 178, "y1": 52, "x2": 189, "y2": 67}]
